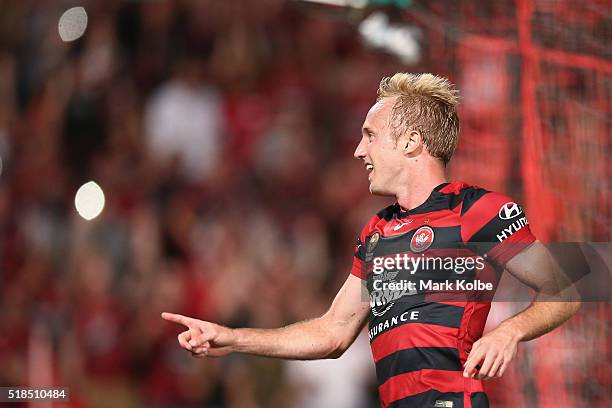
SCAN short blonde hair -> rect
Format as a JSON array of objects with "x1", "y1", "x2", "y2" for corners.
[{"x1": 377, "y1": 73, "x2": 460, "y2": 165}]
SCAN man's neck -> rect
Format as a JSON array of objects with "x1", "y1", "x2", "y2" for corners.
[{"x1": 396, "y1": 169, "x2": 447, "y2": 211}]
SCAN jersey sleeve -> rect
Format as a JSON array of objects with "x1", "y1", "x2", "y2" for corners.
[
  {"x1": 350, "y1": 215, "x2": 380, "y2": 280},
  {"x1": 460, "y1": 191, "x2": 536, "y2": 267}
]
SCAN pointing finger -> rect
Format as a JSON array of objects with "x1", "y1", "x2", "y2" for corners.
[{"x1": 162, "y1": 312, "x2": 198, "y2": 329}]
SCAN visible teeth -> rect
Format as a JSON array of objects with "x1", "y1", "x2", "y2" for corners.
[{"x1": 366, "y1": 164, "x2": 374, "y2": 171}]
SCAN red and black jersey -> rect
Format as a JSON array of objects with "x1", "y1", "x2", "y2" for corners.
[{"x1": 352, "y1": 181, "x2": 536, "y2": 408}]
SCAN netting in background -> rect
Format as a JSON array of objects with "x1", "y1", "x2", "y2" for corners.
[
  {"x1": 398, "y1": 0, "x2": 610, "y2": 241},
  {"x1": 394, "y1": 0, "x2": 610, "y2": 405},
  {"x1": 520, "y1": 0, "x2": 610, "y2": 242}
]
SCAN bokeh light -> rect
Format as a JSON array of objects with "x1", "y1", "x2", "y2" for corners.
[
  {"x1": 74, "y1": 181, "x2": 105, "y2": 220},
  {"x1": 58, "y1": 6, "x2": 88, "y2": 42}
]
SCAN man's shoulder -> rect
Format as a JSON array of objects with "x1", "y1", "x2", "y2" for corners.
[
  {"x1": 441, "y1": 180, "x2": 488, "y2": 197},
  {"x1": 441, "y1": 181, "x2": 520, "y2": 217}
]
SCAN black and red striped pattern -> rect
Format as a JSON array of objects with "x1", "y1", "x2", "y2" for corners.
[{"x1": 352, "y1": 181, "x2": 536, "y2": 407}]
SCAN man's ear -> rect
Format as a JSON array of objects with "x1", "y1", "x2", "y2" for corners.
[{"x1": 401, "y1": 129, "x2": 423, "y2": 156}]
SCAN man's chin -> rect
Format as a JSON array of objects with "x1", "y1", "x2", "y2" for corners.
[{"x1": 369, "y1": 183, "x2": 393, "y2": 197}]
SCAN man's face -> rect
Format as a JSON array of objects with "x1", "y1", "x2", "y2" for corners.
[{"x1": 354, "y1": 97, "x2": 406, "y2": 196}]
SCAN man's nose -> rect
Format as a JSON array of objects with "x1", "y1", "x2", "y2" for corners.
[{"x1": 354, "y1": 138, "x2": 366, "y2": 159}]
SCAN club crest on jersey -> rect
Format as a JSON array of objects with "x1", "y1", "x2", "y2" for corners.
[
  {"x1": 498, "y1": 202, "x2": 523, "y2": 220},
  {"x1": 410, "y1": 226, "x2": 434, "y2": 253},
  {"x1": 367, "y1": 232, "x2": 380, "y2": 252},
  {"x1": 365, "y1": 232, "x2": 380, "y2": 262}
]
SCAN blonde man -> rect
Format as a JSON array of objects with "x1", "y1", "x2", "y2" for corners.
[{"x1": 163, "y1": 73, "x2": 579, "y2": 408}]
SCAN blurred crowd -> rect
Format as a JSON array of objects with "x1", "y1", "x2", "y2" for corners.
[
  {"x1": 0, "y1": 1, "x2": 395, "y2": 407},
  {"x1": 0, "y1": 1, "x2": 608, "y2": 407}
]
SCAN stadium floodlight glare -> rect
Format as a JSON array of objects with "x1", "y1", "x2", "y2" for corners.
[
  {"x1": 299, "y1": 0, "x2": 368, "y2": 8},
  {"x1": 74, "y1": 181, "x2": 105, "y2": 220},
  {"x1": 58, "y1": 6, "x2": 88, "y2": 42},
  {"x1": 359, "y1": 11, "x2": 421, "y2": 64}
]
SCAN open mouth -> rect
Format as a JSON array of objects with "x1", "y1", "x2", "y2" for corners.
[{"x1": 365, "y1": 163, "x2": 374, "y2": 182}]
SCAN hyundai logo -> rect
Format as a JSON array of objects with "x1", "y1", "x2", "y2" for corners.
[{"x1": 498, "y1": 202, "x2": 523, "y2": 220}]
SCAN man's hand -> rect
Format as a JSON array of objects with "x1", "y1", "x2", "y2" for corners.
[
  {"x1": 161, "y1": 312, "x2": 236, "y2": 358},
  {"x1": 463, "y1": 324, "x2": 520, "y2": 380}
]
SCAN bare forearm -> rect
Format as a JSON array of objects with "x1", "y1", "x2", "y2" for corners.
[
  {"x1": 163, "y1": 275, "x2": 368, "y2": 360},
  {"x1": 232, "y1": 317, "x2": 343, "y2": 360},
  {"x1": 503, "y1": 243, "x2": 582, "y2": 342},
  {"x1": 500, "y1": 300, "x2": 580, "y2": 342}
]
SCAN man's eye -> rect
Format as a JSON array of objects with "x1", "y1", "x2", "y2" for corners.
[{"x1": 368, "y1": 135, "x2": 374, "y2": 143}]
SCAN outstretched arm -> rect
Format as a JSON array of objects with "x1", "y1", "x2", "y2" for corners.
[
  {"x1": 463, "y1": 241, "x2": 581, "y2": 380},
  {"x1": 162, "y1": 274, "x2": 370, "y2": 360}
]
